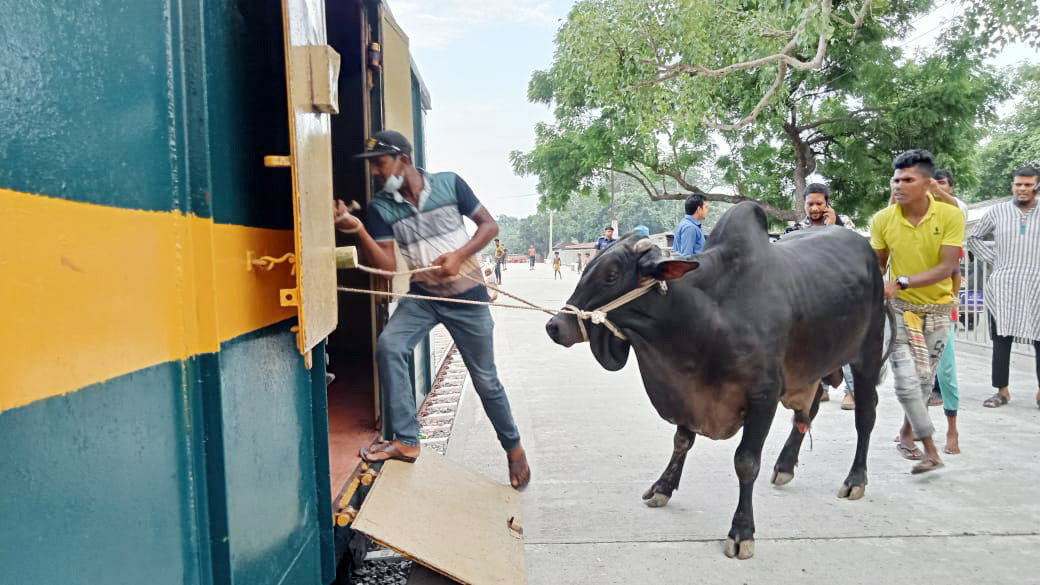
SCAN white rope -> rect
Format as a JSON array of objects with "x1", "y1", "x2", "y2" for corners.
[
  {"x1": 343, "y1": 261, "x2": 663, "y2": 340},
  {"x1": 338, "y1": 286, "x2": 569, "y2": 314},
  {"x1": 352, "y1": 262, "x2": 554, "y2": 315}
]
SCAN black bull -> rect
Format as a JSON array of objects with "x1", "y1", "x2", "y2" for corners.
[{"x1": 546, "y1": 202, "x2": 888, "y2": 560}]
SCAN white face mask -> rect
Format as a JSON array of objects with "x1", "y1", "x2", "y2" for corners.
[
  {"x1": 382, "y1": 157, "x2": 406, "y2": 202},
  {"x1": 384, "y1": 173, "x2": 405, "y2": 202}
]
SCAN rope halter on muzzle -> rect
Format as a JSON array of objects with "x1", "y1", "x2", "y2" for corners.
[{"x1": 564, "y1": 277, "x2": 665, "y2": 342}]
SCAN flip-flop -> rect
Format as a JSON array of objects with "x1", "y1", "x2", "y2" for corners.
[
  {"x1": 896, "y1": 442, "x2": 923, "y2": 461},
  {"x1": 983, "y1": 393, "x2": 1009, "y2": 408},
  {"x1": 360, "y1": 442, "x2": 418, "y2": 464},
  {"x1": 911, "y1": 457, "x2": 944, "y2": 474}
]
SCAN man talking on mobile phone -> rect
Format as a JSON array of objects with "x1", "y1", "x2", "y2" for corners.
[
  {"x1": 797, "y1": 182, "x2": 855, "y2": 230},
  {"x1": 789, "y1": 183, "x2": 858, "y2": 407}
]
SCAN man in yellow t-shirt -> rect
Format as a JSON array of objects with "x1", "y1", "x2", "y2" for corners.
[{"x1": 870, "y1": 149, "x2": 964, "y2": 475}]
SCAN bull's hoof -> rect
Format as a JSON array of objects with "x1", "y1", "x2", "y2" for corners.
[
  {"x1": 641, "y1": 487, "x2": 671, "y2": 508},
  {"x1": 771, "y1": 470, "x2": 794, "y2": 486},
  {"x1": 838, "y1": 483, "x2": 866, "y2": 500},
  {"x1": 724, "y1": 538, "x2": 755, "y2": 559}
]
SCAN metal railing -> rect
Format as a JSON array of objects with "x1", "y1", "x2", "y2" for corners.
[{"x1": 955, "y1": 251, "x2": 1031, "y2": 356}]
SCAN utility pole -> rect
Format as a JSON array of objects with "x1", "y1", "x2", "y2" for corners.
[
  {"x1": 610, "y1": 170, "x2": 617, "y2": 233},
  {"x1": 548, "y1": 209, "x2": 553, "y2": 262}
]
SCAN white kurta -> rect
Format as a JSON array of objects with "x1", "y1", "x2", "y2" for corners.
[{"x1": 966, "y1": 201, "x2": 1040, "y2": 341}]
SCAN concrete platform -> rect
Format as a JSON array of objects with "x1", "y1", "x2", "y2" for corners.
[{"x1": 446, "y1": 263, "x2": 1040, "y2": 584}]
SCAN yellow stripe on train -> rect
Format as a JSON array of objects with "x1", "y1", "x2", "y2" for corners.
[{"x1": 0, "y1": 187, "x2": 297, "y2": 412}]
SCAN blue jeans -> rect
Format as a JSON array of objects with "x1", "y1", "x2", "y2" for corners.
[
  {"x1": 842, "y1": 363, "x2": 854, "y2": 395},
  {"x1": 377, "y1": 297, "x2": 520, "y2": 450}
]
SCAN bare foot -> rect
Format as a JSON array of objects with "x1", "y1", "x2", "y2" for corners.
[
  {"x1": 507, "y1": 445, "x2": 531, "y2": 491},
  {"x1": 944, "y1": 433, "x2": 960, "y2": 454}
]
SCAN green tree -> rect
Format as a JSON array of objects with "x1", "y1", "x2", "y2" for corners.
[
  {"x1": 968, "y1": 64, "x2": 1040, "y2": 202},
  {"x1": 512, "y1": 0, "x2": 1034, "y2": 222},
  {"x1": 489, "y1": 174, "x2": 731, "y2": 256}
]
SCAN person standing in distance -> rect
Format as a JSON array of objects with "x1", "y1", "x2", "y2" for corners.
[
  {"x1": 673, "y1": 194, "x2": 709, "y2": 256},
  {"x1": 595, "y1": 226, "x2": 617, "y2": 256},
  {"x1": 968, "y1": 166, "x2": 1040, "y2": 410}
]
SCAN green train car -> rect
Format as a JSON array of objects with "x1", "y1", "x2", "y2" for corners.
[{"x1": 0, "y1": 1, "x2": 435, "y2": 583}]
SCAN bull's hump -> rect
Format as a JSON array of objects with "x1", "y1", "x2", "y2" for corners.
[{"x1": 707, "y1": 202, "x2": 770, "y2": 254}]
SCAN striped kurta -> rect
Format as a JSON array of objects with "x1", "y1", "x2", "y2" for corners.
[{"x1": 966, "y1": 201, "x2": 1040, "y2": 341}]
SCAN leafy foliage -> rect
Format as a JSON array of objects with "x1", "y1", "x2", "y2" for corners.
[
  {"x1": 486, "y1": 174, "x2": 726, "y2": 257},
  {"x1": 513, "y1": 0, "x2": 1033, "y2": 222},
  {"x1": 967, "y1": 64, "x2": 1040, "y2": 202}
]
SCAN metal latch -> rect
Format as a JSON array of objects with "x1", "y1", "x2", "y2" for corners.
[{"x1": 244, "y1": 251, "x2": 298, "y2": 308}]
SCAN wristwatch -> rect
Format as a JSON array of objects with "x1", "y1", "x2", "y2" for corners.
[{"x1": 897, "y1": 275, "x2": 910, "y2": 290}]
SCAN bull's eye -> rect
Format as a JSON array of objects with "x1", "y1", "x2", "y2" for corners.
[{"x1": 604, "y1": 269, "x2": 619, "y2": 285}]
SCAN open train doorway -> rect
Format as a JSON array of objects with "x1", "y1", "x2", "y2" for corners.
[{"x1": 325, "y1": 0, "x2": 382, "y2": 503}]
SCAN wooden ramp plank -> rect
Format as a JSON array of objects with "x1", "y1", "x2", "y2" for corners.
[{"x1": 352, "y1": 455, "x2": 525, "y2": 585}]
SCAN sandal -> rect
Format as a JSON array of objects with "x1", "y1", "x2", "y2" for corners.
[
  {"x1": 983, "y1": 392, "x2": 1009, "y2": 408},
  {"x1": 896, "y1": 442, "x2": 923, "y2": 461},
  {"x1": 360, "y1": 441, "x2": 419, "y2": 464},
  {"x1": 911, "y1": 457, "x2": 944, "y2": 474}
]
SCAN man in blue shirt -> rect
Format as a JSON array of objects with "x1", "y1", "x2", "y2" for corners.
[
  {"x1": 673, "y1": 194, "x2": 708, "y2": 255},
  {"x1": 594, "y1": 226, "x2": 616, "y2": 255}
]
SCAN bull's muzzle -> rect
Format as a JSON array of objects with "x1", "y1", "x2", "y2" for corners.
[{"x1": 546, "y1": 313, "x2": 583, "y2": 347}]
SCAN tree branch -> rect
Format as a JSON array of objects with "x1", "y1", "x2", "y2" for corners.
[
  {"x1": 706, "y1": 61, "x2": 789, "y2": 130},
  {"x1": 609, "y1": 167, "x2": 657, "y2": 200},
  {"x1": 806, "y1": 133, "x2": 836, "y2": 145},
  {"x1": 647, "y1": 191, "x2": 801, "y2": 221},
  {"x1": 622, "y1": 0, "x2": 875, "y2": 130},
  {"x1": 796, "y1": 107, "x2": 881, "y2": 131}
]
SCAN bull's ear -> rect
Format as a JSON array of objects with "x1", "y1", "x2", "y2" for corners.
[{"x1": 648, "y1": 256, "x2": 700, "y2": 281}]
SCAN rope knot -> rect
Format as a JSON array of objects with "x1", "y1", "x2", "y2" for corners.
[{"x1": 589, "y1": 311, "x2": 608, "y2": 325}]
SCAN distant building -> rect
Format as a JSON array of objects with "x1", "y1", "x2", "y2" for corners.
[{"x1": 552, "y1": 241, "x2": 597, "y2": 266}]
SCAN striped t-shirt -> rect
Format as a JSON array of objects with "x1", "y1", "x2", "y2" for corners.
[
  {"x1": 367, "y1": 171, "x2": 487, "y2": 300},
  {"x1": 966, "y1": 201, "x2": 1040, "y2": 340}
]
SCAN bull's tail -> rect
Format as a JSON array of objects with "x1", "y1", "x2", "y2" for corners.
[{"x1": 880, "y1": 301, "x2": 897, "y2": 366}]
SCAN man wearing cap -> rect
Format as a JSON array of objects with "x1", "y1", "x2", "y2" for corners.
[{"x1": 334, "y1": 130, "x2": 530, "y2": 490}]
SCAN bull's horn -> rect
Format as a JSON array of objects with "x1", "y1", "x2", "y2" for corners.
[{"x1": 633, "y1": 238, "x2": 654, "y2": 253}]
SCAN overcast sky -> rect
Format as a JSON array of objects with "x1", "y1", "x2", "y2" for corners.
[{"x1": 390, "y1": 1, "x2": 1040, "y2": 219}]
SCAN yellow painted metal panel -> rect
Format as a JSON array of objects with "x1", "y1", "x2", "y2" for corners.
[
  {"x1": 0, "y1": 188, "x2": 296, "y2": 413},
  {"x1": 280, "y1": 0, "x2": 340, "y2": 362},
  {"x1": 381, "y1": 8, "x2": 414, "y2": 145},
  {"x1": 353, "y1": 456, "x2": 526, "y2": 585}
]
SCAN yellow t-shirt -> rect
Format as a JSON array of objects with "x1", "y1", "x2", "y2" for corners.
[{"x1": 869, "y1": 194, "x2": 965, "y2": 305}]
